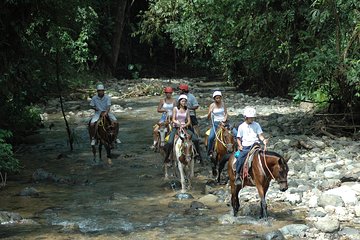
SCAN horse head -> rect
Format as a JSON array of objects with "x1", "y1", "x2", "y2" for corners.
[
  {"x1": 178, "y1": 128, "x2": 193, "y2": 163},
  {"x1": 99, "y1": 115, "x2": 115, "y2": 144},
  {"x1": 275, "y1": 154, "x2": 290, "y2": 192},
  {"x1": 220, "y1": 124, "x2": 234, "y2": 153},
  {"x1": 158, "y1": 122, "x2": 169, "y2": 147}
]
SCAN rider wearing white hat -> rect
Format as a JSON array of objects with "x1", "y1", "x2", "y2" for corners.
[
  {"x1": 89, "y1": 83, "x2": 121, "y2": 146},
  {"x1": 163, "y1": 93, "x2": 203, "y2": 163},
  {"x1": 207, "y1": 91, "x2": 228, "y2": 158},
  {"x1": 235, "y1": 107, "x2": 268, "y2": 185}
]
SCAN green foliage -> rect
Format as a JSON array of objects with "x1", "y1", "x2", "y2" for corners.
[
  {"x1": 136, "y1": 0, "x2": 360, "y2": 109},
  {"x1": 0, "y1": 130, "x2": 20, "y2": 174},
  {"x1": 128, "y1": 64, "x2": 142, "y2": 79}
]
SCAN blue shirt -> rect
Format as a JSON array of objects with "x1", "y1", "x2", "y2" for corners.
[{"x1": 90, "y1": 94, "x2": 111, "y2": 114}]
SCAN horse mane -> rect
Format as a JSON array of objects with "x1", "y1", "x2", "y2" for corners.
[{"x1": 259, "y1": 150, "x2": 283, "y2": 160}]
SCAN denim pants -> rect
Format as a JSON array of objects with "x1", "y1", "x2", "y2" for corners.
[
  {"x1": 207, "y1": 121, "x2": 220, "y2": 154},
  {"x1": 236, "y1": 146, "x2": 251, "y2": 174}
]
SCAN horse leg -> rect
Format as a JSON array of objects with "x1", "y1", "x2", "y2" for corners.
[
  {"x1": 256, "y1": 180, "x2": 270, "y2": 220},
  {"x1": 91, "y1": 145, "x2": 97, "y2": 163},
  {"x1": 98, "y1": 143, "x2": 102, "y2": 162},
  {"x1": 178, "y1": 163, "x2": 186, "y2": 193},
  {"x1": 230, "y1": 179, "x2": 241, "y2": 216},
  {"x1": 217, "y1": 153, "x2": 229, "y2": 183},
  {"x1": 105, "y1": 144, "x2": 112, "y2": 165},
  {"x1": 212, "y1": 152, "x2": 218, "y2": 177}
]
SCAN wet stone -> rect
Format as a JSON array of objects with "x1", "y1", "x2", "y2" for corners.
[
  {"x1": 174, "y1": 193, "x2": 194, "y2": 200},
  {"x1": 263, "y1": 230, "x2": 285, "y2": 240},
  {"x1": 18, "y1": 187, "x2": 40, "y2": 197},
  {"x1": 190, "y1": 201, "x2": 206, "y2": 210}
]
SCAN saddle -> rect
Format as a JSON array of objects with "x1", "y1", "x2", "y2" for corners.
[{"x1": 232, "y1": 143, "x2": 261, "y2": 178}]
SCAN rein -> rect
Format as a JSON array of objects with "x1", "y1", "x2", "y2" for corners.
[
  {"x1": 262, "y1": 144, "x2": 276, "y2": 181},
  {"x1": 211, "y1": 113, "x2": 227, "y2": 147}
]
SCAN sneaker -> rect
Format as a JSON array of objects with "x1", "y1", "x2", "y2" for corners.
[
  {"x1": 235, "y1": 173, "x2": 242, "y2": 185},
  {"x1": 91, "y1": 139, "x2": 96, "y2": 146},
  {"x1": 149, "y1": 145, "x2": 155, "y2": 150},
  {"x1": 116, "y1": 139, "x2": 121, "y2": 144}
]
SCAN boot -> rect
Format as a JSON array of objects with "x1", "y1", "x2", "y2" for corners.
[{"x1": 235, "y1": 173, "x2": 242, "y2": 185}]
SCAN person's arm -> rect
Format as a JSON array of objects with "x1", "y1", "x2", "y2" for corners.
[
  {"x1": 172, "y1": 107, "x2": 177, "y2": 125},
  {"x1": 237, "y1": 137, "x2": 243, "y2": 151},
  {"x1": 258, "y1": 133, "x2": 268, "y2": 145},
  {"x1": 189, "y1": 94, "x2": 199, "y2": 111},
  {"x1": 90, "y1": 97, "x2": 98, "y2": 111},
  {"x1": 157, "y1": 99, "x2": 165, "y2": 113},
  {"x1": 207, "y1": 103, "x2": 215, "y2": 120},
  {"x1": 223, "y1": 104, "x2": 228, "y2": 122},
  {"x1": 185, "y1": 111, "x2": 191, "y2": 128}
]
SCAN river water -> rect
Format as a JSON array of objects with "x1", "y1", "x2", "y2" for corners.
[{"x1": 0, "y1": 91, "x2": 303, "y2": 239}]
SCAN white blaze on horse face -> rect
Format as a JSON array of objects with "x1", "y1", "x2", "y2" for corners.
[{"x1": 158, "y1": 127, "x2": 167, "y2": 147}]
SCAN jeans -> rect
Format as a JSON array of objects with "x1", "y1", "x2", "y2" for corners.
[
  {"x1": 207, "y1": 121, "x2": 220, "y2": 155},
  {"x1": 236, "y1": 146, "x2": 252, "y2": 174}
]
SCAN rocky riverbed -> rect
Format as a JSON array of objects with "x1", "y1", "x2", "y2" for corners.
[{"x1": 0, "y1": 78, "x2": 359, "y2": 240}]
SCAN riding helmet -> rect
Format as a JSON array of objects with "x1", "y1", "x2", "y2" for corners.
[
  {"x1": 164, "y1": 86, "x2": 173, "y2": 93},
  {"x1": 244, "y1": 107, "x2": 256, "y2": 118},
  {"x1": 212, "y1": 91, "x2": 222, "y2": 98}
]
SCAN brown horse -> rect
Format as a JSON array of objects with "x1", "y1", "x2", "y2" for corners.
[
  {"x1": 89, "y1": 115, "x2": 116, "y2": 165},
  {"x1": 210, "y1": 124, "x2": 235, "y2": 183},
  {"x1": 227, "y1": 148, "x2": 289, "y2": 219},
  {"x1": 174, "y1": 128, "x2": 194, "y2": 193}
]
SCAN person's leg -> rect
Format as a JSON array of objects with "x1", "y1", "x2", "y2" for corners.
[
  {"x1": 152, "y1": 124, "x2": 160, "y2": 148},
  {"x1": 188, "y1": 129, "x2": 203, "y2": 162},
  {"x1": 235, "y1": 147, "x2": 250, "y2": 185},
  {"x1": 164, "y1": 128, "x2": 176, "y2": 163},
  {"x1": 109, "y1": 113, "x2": 121, "y2": 143},
  {"x1": 207, "y1": 122, "x2": 219, "y2": 156},
  {"x1": 190, "y1": 115, "x2": 200, "y2": 137},
  {"x1": 90, "y1": 114, "x2": 99, "y2": 145}
]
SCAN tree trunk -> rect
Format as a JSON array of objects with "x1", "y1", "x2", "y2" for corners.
[{"x1": 111, "y1": 0, "x2": 128, "y2": 74}]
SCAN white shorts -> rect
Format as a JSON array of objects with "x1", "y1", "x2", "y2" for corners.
[{"x1": 90, "y1": 112, "x2": 117, "y2": 124}]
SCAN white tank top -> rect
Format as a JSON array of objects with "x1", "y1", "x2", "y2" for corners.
[
  {"x1": 163, "y1": 101, "x2": 174, "y2": 116},
  {"x1": 212, "y1": 105, "x2": 225, "y2": 122}
]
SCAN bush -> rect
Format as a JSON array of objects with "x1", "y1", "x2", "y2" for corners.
[{"x1": 0, "y1": 130, "x2": 20, "y2": 187}]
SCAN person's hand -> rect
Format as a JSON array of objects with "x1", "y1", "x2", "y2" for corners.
[
  {"x1": 263, "y1": 138, "x2": 269, "y2": 145},
  {"x1": 238, "y1": 145, "x2": 243, "y2": 151}
]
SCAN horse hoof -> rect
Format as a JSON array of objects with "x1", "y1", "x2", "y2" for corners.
[{"x1": 107, "y1": 159, "x2": 112, "y2": 165}]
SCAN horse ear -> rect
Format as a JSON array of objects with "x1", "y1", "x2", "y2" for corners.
[{"x1": 283, "y1": 153, "x2": 290, "y2": 163}]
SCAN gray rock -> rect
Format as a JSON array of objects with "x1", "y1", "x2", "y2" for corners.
[
  {"x1": 0, "y1": 211, "x2": 22, "y2": 224},
  {"x1": 174, "y1": 193, "x2": 194, "y2": 200},
  {"x1": 263, "y1": 230, "x2": 285, "y2": 240},
  {"x1": 190, "y1": 201, "x2": 206, "y2": 210},
  {"x1": 318, "y1": 193, "x2": 344, "y2": 207},
  {"x1": 19, "y1": 187, "x2": 40, "y2": 197},
  {"x1": 314, "y1": 216, "x2": 340, "y2": 233},
  {"x1": 279, "y1": 224, "x2": 309, "y2": 237},
  {"x1": 338, "y1": 227, "x2": 360, "y2": 240}
]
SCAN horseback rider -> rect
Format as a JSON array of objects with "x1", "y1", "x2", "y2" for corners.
[
  {"x1": 89, "y1": 83, "x2": 120, "y2": 146},
  {"x1": 151, "y1": 86, "x2": 176, "y2": 149},
  {"x1": 163, "y1": 94, "x2": 203, "y2": 164},
  {"x1": 235, "y1": 107, "x2": 268, "y2": 185},
  {"x1": 177, "y1": 84, "x2": 200, "y2": 136},
  {"x1": 207, "y1": 91, "x2": 228, "y2": 159}
]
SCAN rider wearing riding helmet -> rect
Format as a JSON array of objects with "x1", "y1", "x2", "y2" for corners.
[
  {"x1": 89, "y1": 83, "x2": 120, "y2": 146},
  {"x1": 151, "y1": 86, "x2": 176, "y2": 148},
  {"x1": 177, "y1": 84, "x2": 200, "y2": 136},
  {"x1": 235, "y1": 107, "x2": 268, "y2": 185},
  {"x1": 207, "y1": 91, "x2": 228, "y2": 158},
  {"x1": 163, "y1": 94, "x2": 202, "y2": 164}
]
